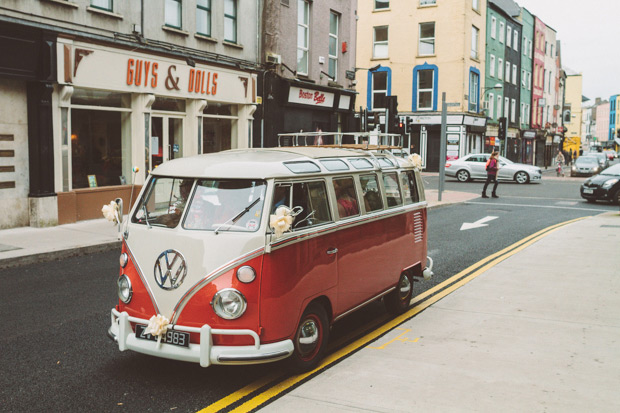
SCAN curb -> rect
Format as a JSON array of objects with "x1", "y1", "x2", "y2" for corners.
[{"x1": 0, "y1": 241, "x2": 121, "y2": 270}]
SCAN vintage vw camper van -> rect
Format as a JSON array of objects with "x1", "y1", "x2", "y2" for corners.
[{"x1": 108, "y1": 133, "x2": 432, "y2": 372}]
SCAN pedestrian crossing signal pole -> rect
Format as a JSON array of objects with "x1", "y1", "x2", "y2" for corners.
[{"x1": 438, "y1": 92, "x2": 447, "y2": 201}]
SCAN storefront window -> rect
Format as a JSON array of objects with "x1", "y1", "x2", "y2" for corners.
[
  {"x1": 202, "y1": 104, "x2": 237, "y2": 154},
  {"x1": 70, "y1": 88, "x2": 132, "y2": 189},
  {"x1": 71, "y1": 109, "x2": 131, "y2": 189}
]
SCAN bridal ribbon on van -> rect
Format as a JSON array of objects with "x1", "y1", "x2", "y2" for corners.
[
  {"x1": 101, "y1": 200, "x2": 120, "y2": 224},
  {"x1": 269, "y1": 206, "x2": 302, "y2": 238},
  {"x1": 145, "y1": 314, "x2": 170, "y2": 346},
  {"x1": 408, "y1": 153, "x2": 423, "y2": 170}
]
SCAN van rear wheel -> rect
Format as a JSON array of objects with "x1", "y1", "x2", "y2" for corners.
[
  {"x1": 384, "y1": 273, "x2": 413, "y2": 315},
  {"x1": 288, "y1": 303, "x2": 329, "y2": 373}
]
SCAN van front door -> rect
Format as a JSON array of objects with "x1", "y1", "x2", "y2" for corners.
[{"x1": 151, "y1": 116, "x2": 184, "y2": 169}]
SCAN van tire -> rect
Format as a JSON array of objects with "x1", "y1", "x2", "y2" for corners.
[
  {"x1": 288, "y1": 303, "x2": 329, "y2": 373},
  {"x1": 384, "y1": 272, "x2": 413, "y2": 315}
]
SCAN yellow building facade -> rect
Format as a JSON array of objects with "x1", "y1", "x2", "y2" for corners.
[
  {"x1": 355, "y1": 0, "x2": 487, "y2": 171},
  {"x1": 563, "y1": 74, "x2": 582, "y2": 154}
]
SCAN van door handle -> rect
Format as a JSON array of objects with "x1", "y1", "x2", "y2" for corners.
[{"x1": 326, "y1": 248, "x2": 338, "y2": 255}]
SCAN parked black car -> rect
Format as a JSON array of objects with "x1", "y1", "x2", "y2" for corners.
[{"x1": 580, "y1": 163, "x2": 620, "y2": 204}]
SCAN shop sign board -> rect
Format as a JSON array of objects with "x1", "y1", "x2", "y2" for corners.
[
  {"x1": 58, "y1": 40, "x2": 256, "y2": 105},
  {"x1": 288, "y1": 86, "x2": 335, "y2": 108}
]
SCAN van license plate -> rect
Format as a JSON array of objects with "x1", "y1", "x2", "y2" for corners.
[{"x1": 135, "y1": 324, "x2": 190, "y2": 348}]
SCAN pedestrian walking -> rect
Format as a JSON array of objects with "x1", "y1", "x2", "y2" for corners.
[
  {"x1": 482, "y1": 151, "x2": 500, "y2": 198},
  {"x1": 566, "y1": 150, "x2": 572, "y2": 166},
  {"x1": 555, "y1": 150, "x2": 565, "y2": 177}
]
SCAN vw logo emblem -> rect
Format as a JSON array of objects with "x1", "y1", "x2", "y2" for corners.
[{"x1": 154, "y1": 249, "x2": 187, "y2": 290}]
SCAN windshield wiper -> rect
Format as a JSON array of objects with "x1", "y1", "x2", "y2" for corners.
[{"x1": 214, "y1": 198, "x2": 261, "y2": 235}]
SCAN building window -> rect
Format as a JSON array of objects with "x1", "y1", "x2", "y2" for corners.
[
  {"x1": 469, "y1": 69, "x2": 479, "y2": 112},
  {"x1": 472, "y1": 0, "x2": 479, "y2": 11},
  {"x1": 511, "y1": 99, "x2": 516, "y2": 123},
  {"x1": 419, "y1": 22, "x2": 435, "y2": 55},
  {"x1": 504, "y1": 97, "x2": 509, "y2": 121},
  {"x1": 491, "y1": 16, "x2": 496, "y2": 39},
  {"x1": 328, "y1": 12, "x2": 339, "y2": 81},
  {"x1": 521, "y1": 70, "x2": 526, "y2": 88},
  {"x1": 505, "y1": 61, "x2": 510, "y2": 83},
  {"x1": 91, "y1": 0, "x2": 112, "y2": 11},
  {"x1": 375, "y1": 0, "x2": 389, "y2": 10},
  {"x1": 224, "y1": 0, "x2": 237, "y2": 43},
  {"x1": 417, "y1": 69, "x2": 434, "y2": 110},
  {"x1": 529, "y1": 39, "x2": 532, "y2": 58},
  {"x1": 373, "y1": 26, "x2": 388, "y2": 58},
  {"x1": 371, "y1": 70, "x2": 388, "y2": 110},
  {"x1": 488, "y1": 92, "x2": 495, "y2": 119},
  {"x1": 70, "y1": 89, "x2": 132, "y2": 190},
  {"x1": 498, "y1": 58, "x2": 503, "y2": 80},
  {"x1": 523, "y1": 36, "x2": 527, "y2": 55},
  {"x1": 471, "y1": 26, "x2": 479, "y2": 59},
  {"x1": 196, "y1": 0, "x2": 211, "y2": 37},
  {"x1": 490, "y1": 54, "x2": 495, "y2": 77},
  {"x1": 527, "y1": 72, "x2": 531, "y2": 90},
  {"x1": 420, "y1": 0, "x2": 437, "y2": 5},
  {"x1": 514, "y1": 30, "x2": 519, "y2": 52},
  {"x1": 165, "y1": 0, "x2": 182, "y2": 28},
  {"x1": 520, "y1": 103, "x2": 524, "y2": 124},
  {"x1": 497, "y1": 95, "x2": 502, "y2": 117},
  {"x1": 512, "y1": 64, "x2": 517, "y2": 85},
  {"x1": 499, "y1": 22, "x2": 504, "y2": 44},
  {"x1": 297, "y1": 0, "x2": 310, "y2": 74},
  {"x1": 506, "y1": 26, "x2": 512, "y2": 48}
]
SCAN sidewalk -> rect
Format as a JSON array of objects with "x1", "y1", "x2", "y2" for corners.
[
  {"x1": 0, "y1": 189, "x2": 478, "y2": 269},
  {"x1": 260, "y1": 211, "x2": 620, "y2": 412}
]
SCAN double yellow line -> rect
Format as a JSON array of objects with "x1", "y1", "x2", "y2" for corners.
[{"x1": 199, "y1": 216, "x2": 588, "y2": 413}]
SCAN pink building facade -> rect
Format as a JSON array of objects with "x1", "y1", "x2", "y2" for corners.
[
  {"x1": 595, "y1": 102, "x2": 610, "y2": 142},
  {"x1": 531, "y1": 17, "x2": 546, "y2": 130}
]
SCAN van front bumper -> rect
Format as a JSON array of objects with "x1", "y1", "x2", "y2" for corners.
[{"x1": 108, "y1": 309, "x2": 294, "y2": 367}]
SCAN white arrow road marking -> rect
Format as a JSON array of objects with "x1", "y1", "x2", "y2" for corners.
[{"x1": 460, "y1": 216, "x2": 499, "y2": 231}]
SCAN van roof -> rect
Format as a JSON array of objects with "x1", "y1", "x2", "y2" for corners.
[{"x1": 151, "y1": 147, "x2": 405, "y2": 179}]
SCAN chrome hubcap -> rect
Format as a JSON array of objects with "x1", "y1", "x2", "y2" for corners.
[
  {"x1": 398, "y1": 275, "x2": 411, "y2": 301},
  {"x1": 298, "y1": 319, "x2": 319, "y2": 356}
]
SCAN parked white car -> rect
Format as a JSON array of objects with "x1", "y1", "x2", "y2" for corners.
[{"x1": 445, "y1": 154, "x2": 542, "y2": 184}]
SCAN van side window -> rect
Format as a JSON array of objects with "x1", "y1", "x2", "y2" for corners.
[
  {"x1": 273, "y1": 181, "x2": 331, "y2": 230},
  {"x1": 360, "y1": 174, "x2": 383, "y2": 212},
  {"x1": 333, "y1": 177, "x2": 360, "y2": 219},
  {"x1": 400, "y1": 171, "x2": 419, "y2": 204},
  {"x1": 383, "y1": 172, "x2": 403, "y2": 207}
]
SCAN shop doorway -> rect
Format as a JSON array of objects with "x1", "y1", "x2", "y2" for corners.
[{"x1": 151, "y1": 116, "x2": 184, "y2": 169}]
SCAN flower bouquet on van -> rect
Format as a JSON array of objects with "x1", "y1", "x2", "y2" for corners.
[
  {"x1": 408, "y1": 153, "x2": 423, "y2": 170},
  {"x1": 101, "y1": 200, "x2": 120, "y2": 224}
]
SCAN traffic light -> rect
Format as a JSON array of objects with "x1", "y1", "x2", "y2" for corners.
[
  {"x1": 498, "y1": 117, "x2": 507, "y2": 141},
  {"x1": 386, "y1": 95, "x2": 399, "y2": 133},
  {"x1": 366, "y1": 111, "x2": 377, "y2": 131}
]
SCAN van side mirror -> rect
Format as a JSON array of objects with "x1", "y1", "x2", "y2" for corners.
[{"x1": 114, "y1": 197, "x2": 124, "y2": 227}]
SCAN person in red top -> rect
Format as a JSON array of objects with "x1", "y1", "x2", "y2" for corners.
[{"x1": 482, "y1": 151, "x2": 500, "y2": 198}]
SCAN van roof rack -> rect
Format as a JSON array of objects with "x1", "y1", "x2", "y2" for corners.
[{"x1": 277, "y1": 132, "x2": 403, "y2": 151}]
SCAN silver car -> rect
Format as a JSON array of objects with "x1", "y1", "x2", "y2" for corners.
[{"x1": 445, "y1": 154, "x2": 542, "y2": 184}]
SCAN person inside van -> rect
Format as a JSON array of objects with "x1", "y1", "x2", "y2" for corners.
[{"x1": 333, "y1": 178, "x2": 359, "y2": 218}]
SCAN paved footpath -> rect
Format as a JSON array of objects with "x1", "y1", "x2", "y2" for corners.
[{"x1": 260, "y1": 212, "x2": 620, "y2": 412}]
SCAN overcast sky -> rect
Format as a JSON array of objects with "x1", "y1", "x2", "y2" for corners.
[{"x1": 515, "y1": 0, "x2": 618, "y2": 102}]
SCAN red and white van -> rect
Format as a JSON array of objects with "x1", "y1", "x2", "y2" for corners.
[{"x1": 108, "y1": 133, "x2": 432, "y2": 371}]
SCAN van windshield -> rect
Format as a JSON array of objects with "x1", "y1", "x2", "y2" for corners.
[
  {"x1": 183, "y1": 179, "x2": 266, "y2": 232},
  {"x1": 132, "y1": 177, "x2": 266, "y2": 231}
]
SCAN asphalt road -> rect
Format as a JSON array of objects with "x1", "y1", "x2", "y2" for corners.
[{"x1": 1, "y1": 175, "x2": 617, "y2": 413}]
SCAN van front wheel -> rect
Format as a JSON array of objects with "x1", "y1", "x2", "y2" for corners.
[
  {"x1": 289, "y1": 303, "x2": 329, "y2": 373},
  {"x1": 384, "y1": 273, "x2": 413, "y2": 315}
]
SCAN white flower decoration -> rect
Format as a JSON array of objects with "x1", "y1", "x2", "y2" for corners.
[
  {"x1": 145, "y1": 314, "x2": 170, "y2": 346},
  {"x1": 101, "y1": 201, "x2": 120, "y2": 224},
  {"x1": 408, "y1": 153, "x2": 423, "y2": 170},
  {"x1": 269, "y1": 206, "x2": 295, "y2": 238}
]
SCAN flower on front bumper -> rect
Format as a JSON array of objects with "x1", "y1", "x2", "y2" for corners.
[{"x1": 145, "y1": 314, "x2": 170, "y2": 345}]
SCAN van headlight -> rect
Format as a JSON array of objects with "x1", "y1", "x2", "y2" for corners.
[
  {"x1": 117, "y1": 274, "x2": 132, "y2": 303},
  {"x1": 119, "y1": 253, "x2": 128, "y2": 268},
  {"x1": 212, "y1": 289, "x2": 247, "y2": 319}
]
